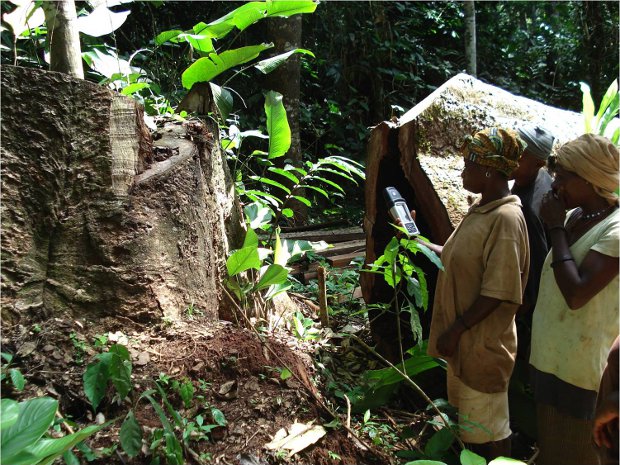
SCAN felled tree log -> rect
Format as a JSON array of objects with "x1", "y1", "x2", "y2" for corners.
[
  {"x1": 1, "y1": 66, "x2": 243, "y2": 324},
  {"x1": 361, "y1": 73, "x2": 583, "y2": 357}
]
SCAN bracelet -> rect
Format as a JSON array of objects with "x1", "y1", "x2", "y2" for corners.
[
  {"x1": 551, "y1": 256, "x2": 575, "y2": 268},
  {"x1": 548, "y1": 225, "x2": 566, "y2": 233},
  {"x1": 457, "y1": 315, "x2": 470, "y2": 330}
]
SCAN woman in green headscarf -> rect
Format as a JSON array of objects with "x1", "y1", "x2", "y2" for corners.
[{"x1": 423, "y1": 127, "x2": 530, "y2": 460}]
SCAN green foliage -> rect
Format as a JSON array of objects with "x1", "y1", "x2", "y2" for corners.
[
  {"x1": 368, "y1": 235, "x2": 442, "y2": 344},
  {"x1": 1, "y1": 352, "x2": 26, "y2": 391},
  {"x1": 69, "y1": 331, "x2": 89, "y2": 364},
  {"x1": 581, "y1": 79, "x2": 620, "y2": 143},
  {"x1": 83, "y1": 344, "x2": 132, "y2": 411},
  {"x1": 0, "y1": 397, "x2": 110, "y2": 465},
  {"x1": 404, "y1": 449, "x2": 527, "y2": 465},
  {"x1": 133, "y1": 379, "x2": 227, "y2": 465},
  {"x1": 291, "y1": 311, "x2": 321, "y2": 341},
  {"x1": 119, "y1": 410, "x2": 142, "y2": 458}
]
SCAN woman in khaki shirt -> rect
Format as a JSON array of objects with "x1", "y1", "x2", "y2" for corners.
[{"x1": 421, "y1": 128, "x2": 530, "y2": 461}]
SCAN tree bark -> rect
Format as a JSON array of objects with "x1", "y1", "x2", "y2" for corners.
[
  {"x1": 1, "y1": 66, "x2": 243, "y2": 325},
  {"x1": 264, "y1": 15, "x2": 306, "y2": 223},
  {"x1": 464, "y1": 0, "x2": 477, "y2": 77},
  {"x1": 581, "y1": 0, "x2": 604, "y2": 103},
  {"x1": 42, "y1": 0, "x2": 84, "y2": 78}
]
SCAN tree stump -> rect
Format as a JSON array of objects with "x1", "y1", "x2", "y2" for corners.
[
  {"x1": 361, "y1": 73, "x2": 584, "y2": 358},
  {"x1": 1, "y1": 66, "x2": 243, "y2": 324}
]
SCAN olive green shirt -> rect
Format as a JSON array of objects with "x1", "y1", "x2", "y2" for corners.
[{"x1": 428, "y1": 195, "x2": 530, "y2": 393}]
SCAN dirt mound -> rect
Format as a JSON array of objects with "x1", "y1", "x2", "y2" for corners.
[{"x1": 1, "y1": 316, "x2": 384, "y2": 464}]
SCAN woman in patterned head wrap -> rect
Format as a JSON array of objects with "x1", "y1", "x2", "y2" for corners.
[
  {"x1": 529, "y1": 134, "x2": 619, "y2": 465},
  {"x1": 422, "y1": 128, "x2": 530, "y2": 460}
]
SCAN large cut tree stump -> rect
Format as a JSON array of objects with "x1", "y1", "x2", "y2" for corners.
[
  {"x1": 361, "y1": 73, "x2": 584, "y2": 358},
  {"x1": 1, "y1": 66, "x2": 243, "y2": 324}
]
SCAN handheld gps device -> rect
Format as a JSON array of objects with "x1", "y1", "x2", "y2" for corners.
[{"x1": 383, "y1": 187, "x2": 420, "y2": 237}]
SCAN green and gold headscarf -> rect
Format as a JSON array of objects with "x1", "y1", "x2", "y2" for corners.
[{"x1": 460, "y1": 127, "x2": 526, "y2": 177}]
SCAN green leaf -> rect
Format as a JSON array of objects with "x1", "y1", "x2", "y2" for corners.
[
  {"x1": 10, "y1": 369, "x2": 25, "y2": 391},
  {"x1": 210, "y1": 83, "x2": 233, "y2": 121},
  {"x1": 155, "y1": 29, "x2": 183, "y2": 44},
  {"x1": 121, "y1": 82, "x2": 150, "y2": 96},
  {"x1": 255, "y1": 264, "x2": 288, "y2": 291},
  {"x1": 279, "y1": 368, "x2": 292, "y2": 380},
  {"x1": 108, "y1": 357, "x2": 132, "y2": 401},
  {"x1": 281, "y1": 208, "x2": 294, "y2": 218},
  {"x1": 580, "y1": 81, "x2": 595, "y2": 133},
  {"x1": 211, "y1": 408, "x2": 227, "y2": 426},
  {"x1": 197, "y1": 3, "x2": 267, "y2": 39},
  {"x1": 266, "y1": 1, "x2": 319, "y2": 17},
  {"x1": 226, "y1": 246, "x2": 261, "y2": 277},
  {"x1": 314, "y1": 166, "x2": 356, "y2": 183},
  {"x1": 0, "y1": 399, "x2": 19, "y2": 431},
  {"x1": 243, "y1": 228, "x2": 260, "y2": 249},
  {"x1": 292, "y1": 195, "x2": 311, "y2": 207},
  {"x1": 243, "y1": 189, "x2": 282, "y2": 207},
  {"x1": 264, "y1": 281, "x2": 292, "y2": 300},
  {"x1": 250, "y1": 175, "x2": 291, "y2": 194},
  {"x1": 63, "y1": 450, "x2": 80, "y2": 465},
  {"x1": 363, "y1": 409, "x2": 371, "y2": 423},
  {"x1": 254, "y1": 48, "x2": 315, "y2": 74},
  {"x1": 244, "y1": 202, "x2": 273, "y2": 229},
  {"x1": 198, "y1": 0, "x2": 317, "y2": 39},
  {"x1": 2, "y1": 352, "x2": 13, "y2": 363},
  {"x1": 178, "y1": 380, "x2": 194, "y2": 408},
  {"x1": 3, "y1": 2, "x2": 44, "y2": 37},
  {"x1": 488, "y1": 458, "x2": 527, "y2": 465},
  {"x1": 181, "y1": 44, "x2": 273, "y2": 89},
  {"x1": 185, "y1": 34, "x2": 214, "y2": 55},
  {"x1": 120, "y1": 410, "x2": 143, "y2": 457},
  {"x1": 268, "y1": 166, "x2": 300, "y2": 185},
  {"x1": 424, "y1": 427, "x2": 455, "y2": 459},
  {"x1": 300, "y1": 184, "x2": 329, "y2": 199},
  {"x1": 0, "y1": 397, "x2": 57, "y2": 464},
  {"x1": 14, "y1": 421, "x2": 112, "y2": 465},
  {"x1": 273, "y1": 230, "x2": 290, "y2": 266},
  {"x1": 596, "y1": 79, "x2": 618, "y2": 122},
  {"x1": 312, "y1": 176, "x2": 345, "y2": 193},
  {"x1": 264, "y1": 91, "x2": 291, "y2": 159},
  {"x1": 77, "y1": 6, "x2": 130, "y2": 38},
  {"x1": 461, "y1": 449, "x2": 487, "y2": 465},
  {"x1": 364, "y1": 346, "x2": 438, "y2": 389},
  {"x1": 413, "y1": 240, "x2": 444, "y2": 271},
  {"x1": 83, "y1": 358, "x2": 109, "y2": 411}
]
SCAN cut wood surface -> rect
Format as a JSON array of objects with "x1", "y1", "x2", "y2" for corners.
[{"x1": 279, "y1": 226, "x2": 364, "y2": 243}]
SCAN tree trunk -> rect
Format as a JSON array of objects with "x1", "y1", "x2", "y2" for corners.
[
  {"x1": 1, "y1": 66, "x2": 243, "y2": 325},
  {"x1": 464, "y1": 0, "x2": 477, "y2": 77},
  {"x1": 581, "y1": 0, "x2": 604, "y2": 103},
  {"x1": 361, "y1": 73, "x2": 584, "y2": 359},
  {"x1": 42, "y1": 0, "x2": 84, "y2": 78},
  {"x1": 264, "y1": 15, "x2": 306, "y2": 223}
]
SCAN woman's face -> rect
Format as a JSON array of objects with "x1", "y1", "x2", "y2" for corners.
[
  {"x1": 550, "y1": 165, "x2": 589, "y2": 208},
  {"x1": 461, "y1": 159, "x2": 486, "y2": 193}
]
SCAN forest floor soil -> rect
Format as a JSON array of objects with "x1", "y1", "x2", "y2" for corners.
[{"x1": 1, "y1": 310, "x2": 390, "y2": 465}]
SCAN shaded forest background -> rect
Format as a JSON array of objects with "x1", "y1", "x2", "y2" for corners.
[{"x1": 4, "y1": 2, "x2": 618, "y2": 225}]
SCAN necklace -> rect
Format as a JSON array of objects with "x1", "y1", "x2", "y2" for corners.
[{"x1": 581, "y1": 205, "x2": 615, "y2": 221}]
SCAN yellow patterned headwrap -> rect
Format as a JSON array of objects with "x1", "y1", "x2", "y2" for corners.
[
  {"x1": 460, "y1": 127, "x2": 526, "y2": 177},
  {"x1": 554, "y1": 134, "x2": 619, "y2": 205}
]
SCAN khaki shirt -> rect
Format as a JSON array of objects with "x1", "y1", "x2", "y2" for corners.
[{"x1": 428, "y1": 195, "x2": 530, "y2": 393}]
